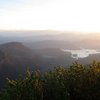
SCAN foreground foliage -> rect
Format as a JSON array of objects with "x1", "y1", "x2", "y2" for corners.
[{"x1": 0, "y1": 61, "x2": 100, "y2": 100}]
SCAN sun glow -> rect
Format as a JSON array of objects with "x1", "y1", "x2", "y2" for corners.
[{"x1": 0, "y1": 0, "x2": 100, "y2": 33}]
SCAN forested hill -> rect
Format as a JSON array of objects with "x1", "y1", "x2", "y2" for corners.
[
  {"x1": 0, "y1": 42, "x2": 41, "y2": 88},
  {"x1": 0, "y1": 42, "x2": 100, "y2": 90},
  {"x1": 0, "y1": 61, "x2": 100, "y2": 100}
]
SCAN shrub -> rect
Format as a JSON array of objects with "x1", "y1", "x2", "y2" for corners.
[{"x1": 0, "y1": 61, "x2": 100, "y2": 100}]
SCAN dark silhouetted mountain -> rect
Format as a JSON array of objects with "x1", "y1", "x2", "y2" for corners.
[
  {"x1": 0, "y1": 41, "x2": 100, "y2": 89},
  {"x1": 0, "y1": 42, "x2": 41, "y2": 88},
  {"x1": 0, "y1": 42, "x2": 75, "y2": 89}
]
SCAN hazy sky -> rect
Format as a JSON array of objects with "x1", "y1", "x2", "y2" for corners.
[{"x1": 0, "y1": 0, "x2": 100, "y2": 32}]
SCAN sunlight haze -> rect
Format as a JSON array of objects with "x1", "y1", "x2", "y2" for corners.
[{"x1": 0, "y1": 0, "x2": 100, "y2": 33}]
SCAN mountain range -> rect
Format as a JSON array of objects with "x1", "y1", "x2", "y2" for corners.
[
  {"x1": 0, "y1": 31, "x2": 100, "y2": 88},
  {"x1": 0, "y1": 41, "x2": 100, "y2": 88}
]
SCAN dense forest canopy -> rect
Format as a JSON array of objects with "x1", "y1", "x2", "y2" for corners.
[{"x1": 0, "y1": 61, "x2": 100, "y2": 100}]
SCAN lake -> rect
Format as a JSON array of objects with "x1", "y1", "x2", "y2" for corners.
[{"x1": 61, "y1": 48, "x2": 100, "y2": 59}]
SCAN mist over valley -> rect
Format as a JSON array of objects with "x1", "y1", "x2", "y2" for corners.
[{"x1": 0, "y1": 31, "x2": 100, "y2": 88}]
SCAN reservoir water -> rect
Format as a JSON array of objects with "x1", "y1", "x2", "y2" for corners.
[{"x1": 61, "y1": 48, "x2": 100, "y2": 59}]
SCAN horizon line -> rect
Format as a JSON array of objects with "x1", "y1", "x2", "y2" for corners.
[{"x1": 0, "y1": 29, "x2": 100, "y2": 34}]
